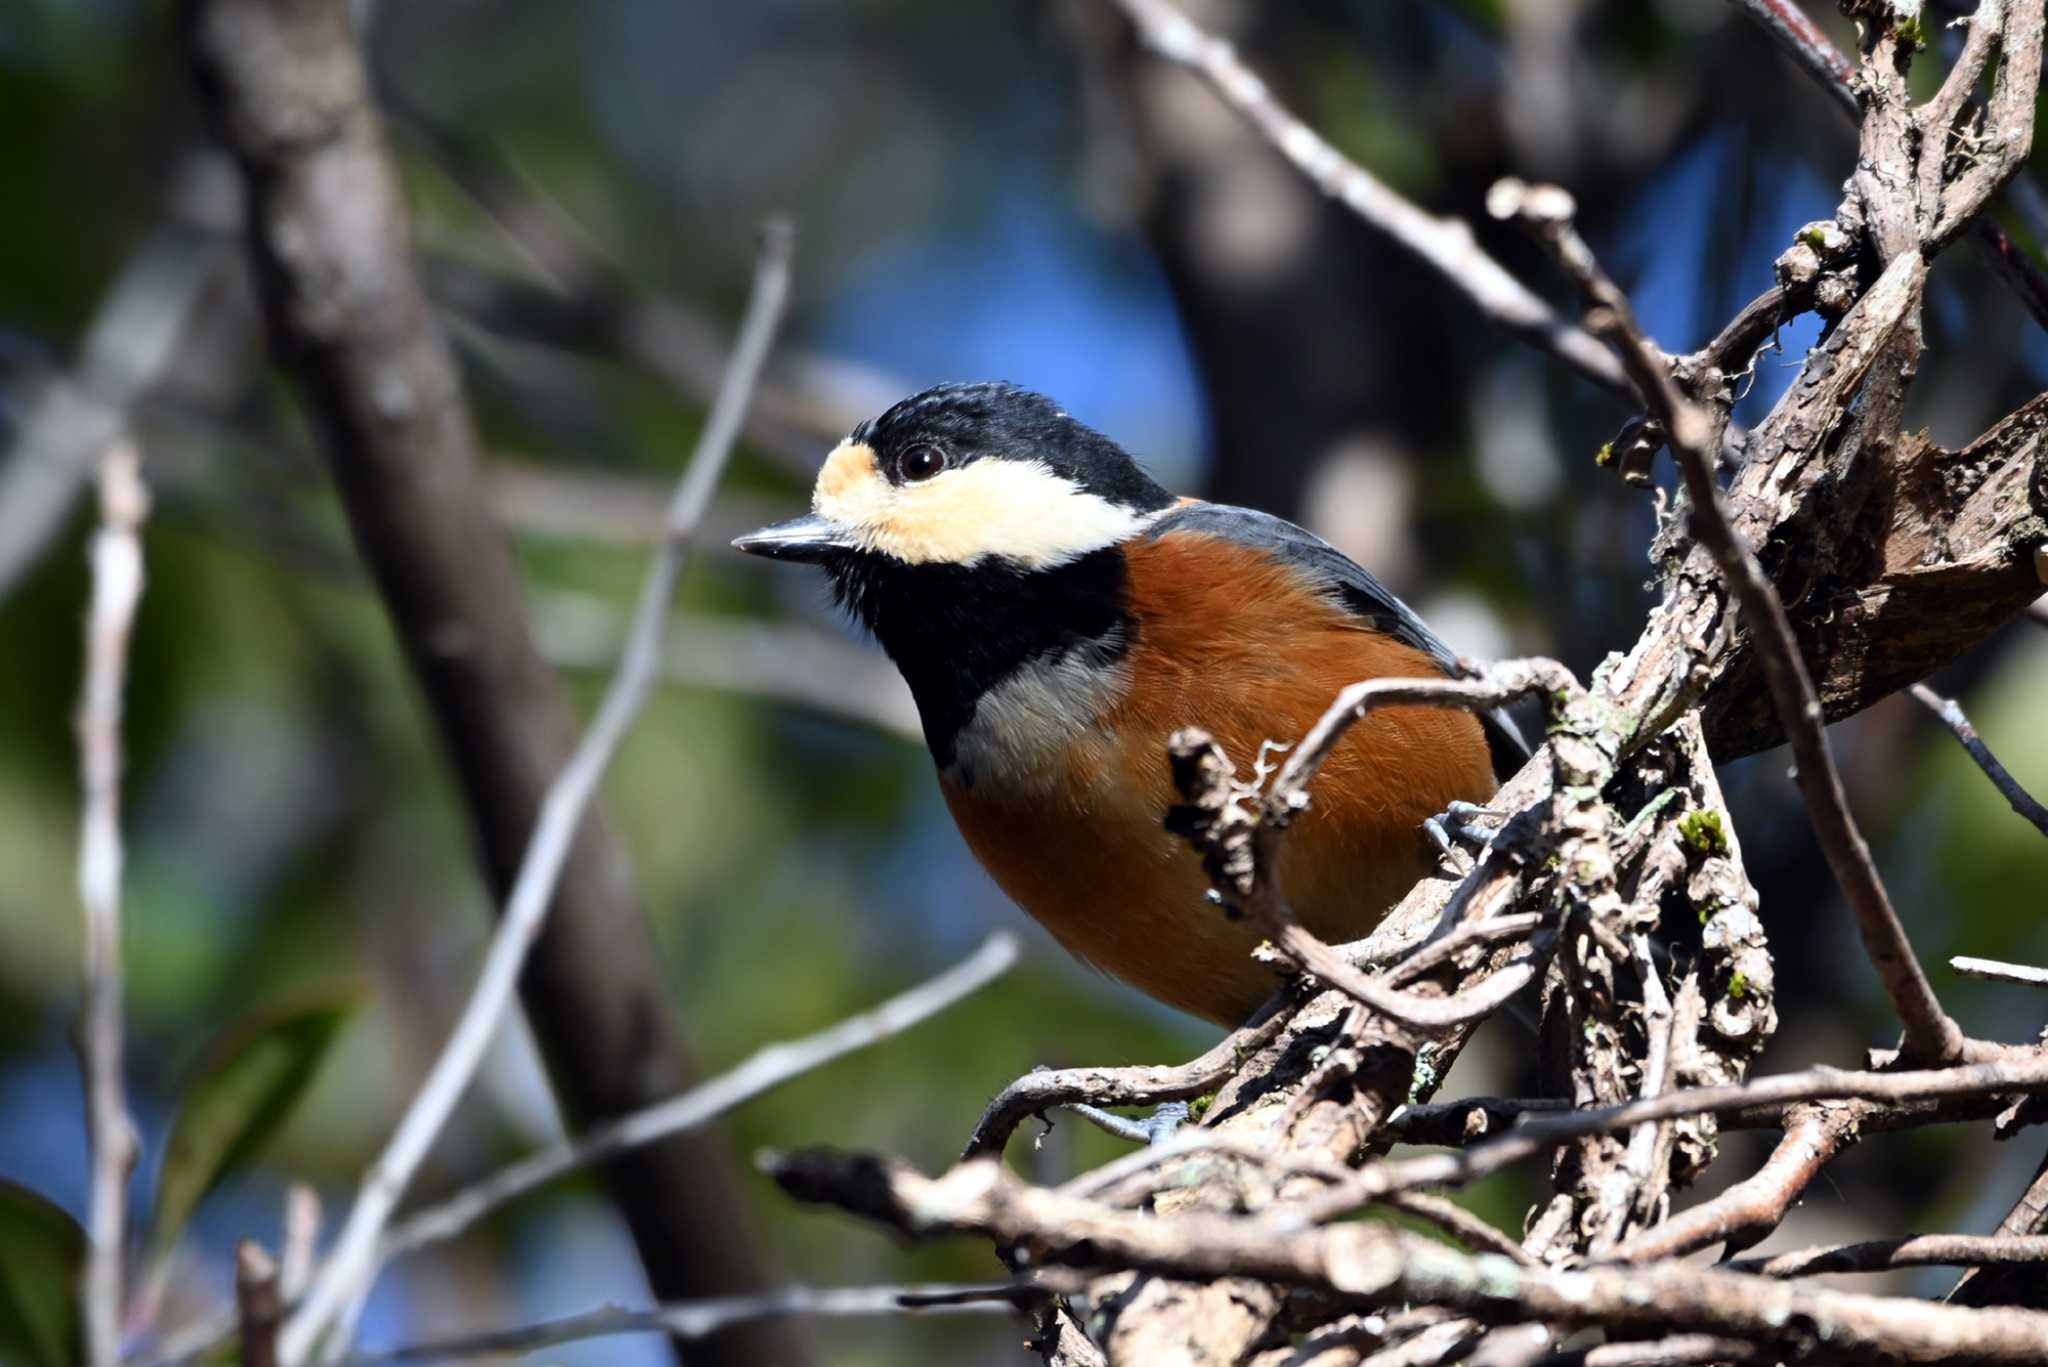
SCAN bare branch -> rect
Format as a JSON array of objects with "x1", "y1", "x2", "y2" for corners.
[
  {"x1": 1729, "y1": 1233, "x2": 2048, "y2": 1278},
  {"x1": 77, "y1": 442, "x2": 148, "y2": 1367},
  {"x1": 1104, "y1": 0, "x2": 1632, "y2": 397},
  {"x1": 336, "y1": 1283, "x2": 1035, "y2": 1365},
  {"x1": 1730, "y1": 0, "x2": 2048, "y2": 324},
  {"x1": 1490, "y1": 180, "x2": 1968, "y2": 1065},
  {"x1": 1954, "y1": 956, "x2": 2048, "y2": 989},
  {"x1": 1608, "y1": 1104, "x2": 1857, "y2": 1263},
  {"x1": 0, "y1": 190, "x2": 221, "y2": 604},
  {"x1": 1728, "y1": 0, "x2": 1857, "y2": 118},
  {"x1": 1164, "y1": 660, "x2": 1576, "y2": 1034},
  {"x1": 1378, "y1": 1192, "x2": 1535, "y2": 1267},
  {"x1": 279, "y1": 1186, "x2": 319, "y2": 1306},
  {"x1": 1953, "y1": 1151, "x2": 2048, "y2": 1306},
  {"x1": 277, "y1": 222, "x2": 795, "y2": 1365},
  {"x1": 1310, "y1": 1055, "x2": 2048, "y2": 1219},
  {"x1": 532, "y1": 592, "x2": 922, "y2": 743},
  {"x1": 1935, "y1": 1, "x2": 2046, "y2": 245},
  {"x1": 1385, "y1": 1097, "x2": 1573, "y2": 1147},
  {"x1": 962, "y1": 995, "x2": 1296, "y2": 1161},
  {"x1": 235, "y1": 1243, "x2": 281, "y2": 1367},
  {"x1": 1911, "y1": 684, "x2": 2048, "y2": 837},
  {"x1": 381, "y1": 932, "x2": 1018, "y2": 1262},
  {"x1": 767, "y1": 1152, "x2": 2048, "y2": 1364}
]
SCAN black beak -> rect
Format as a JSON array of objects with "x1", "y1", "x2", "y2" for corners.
[{"x1": 731, "y1": 513, "x2": 856, "y2": 563}]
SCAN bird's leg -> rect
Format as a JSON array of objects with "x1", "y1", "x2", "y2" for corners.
[
  {"x1": 1423, "y1": 799, "x2": 1505, "y2": 871},
  {"x1": 1063, "y1": 1100, "x2": 1193, "y2": 1146}
]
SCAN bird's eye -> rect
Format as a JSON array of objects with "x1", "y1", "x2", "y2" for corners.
[{"x1": 899, "y1": 443, "x2": 948, "y2": 482}]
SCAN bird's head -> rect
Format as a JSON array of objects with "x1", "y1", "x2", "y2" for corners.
[
  {"x1": 734, "y1": 382, "x2": 1175, "y2": 759},
  {"x1": 733, "y1": 380, "x2": 1174, "y2": 587}
]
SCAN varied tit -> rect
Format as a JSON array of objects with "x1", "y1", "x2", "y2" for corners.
[{"x1": 736, "y1": 381, "x2": 1526, "y2": 1027}]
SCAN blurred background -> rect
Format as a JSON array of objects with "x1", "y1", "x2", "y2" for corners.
[{"x1": 3, "y1": 0, "x2": 2046, "y2": 1363}]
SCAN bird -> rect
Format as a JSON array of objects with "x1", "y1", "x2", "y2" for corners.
[{"x1": 735, "y1": 381, "x2": 1525, "y2": 1027}]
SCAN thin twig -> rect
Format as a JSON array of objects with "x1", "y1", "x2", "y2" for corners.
[
  {"x1": 1302, "y1": 1055, "x2": 2048, "y2": 1220},
  {"x1": 1490, "y1": 180, "x2": 1968, "y2": 1065},
  {"x1": 1911, "y1": 684, "x2": 2048, "y2": 837},
  {"x1": 1104, "y1": 0, "x2": 1632, "y2": 397},
  {"x1": 1172, "y1": 661, "x2": 1574, "y2": 1033},
  {"x1": 335, "y1": 1283, "x2": 1035, "y2": 1364},
  {"x1": 1954, "y1": 957, "x2": 2048, "y2": 990},
  {"x1": 279, "y1": 1186, "x2": 320, "y2": 1305},
  {"x1": 277, "y1": 223, "x2": 795, "y2": 1366},
  {"x1": 1729, "y1": 0, "x2": 1857, "y2": 118},
  {"x1": 78, "y1": 442, "x2": 148, "y2": 1367},
  {"x1": 961, "y1": 996, "x2": 1296, "y2": 1160},
  {"x1": 381, "y1": 932, "x2": 1018, "y2": 1260},
  {"x1": 1385, "y1": 1097, "x2": 1574, "y2": 1147},
  {"x1": 235, "y1": 1244, "x2": 281, "y2": 1367},
  {"x1": 1265, "y1": 662, "x2": 1575, "y2": 819},
  {"x1": 1380, "y1": 1192, "x2": 1536, "y2": 1266},
  {"x1": 0, "y1": 186, "x2": 222, "y2": 604},
  {"x1": 1728, "y1": 1233, "x2": 2048, "y2": 1278},
  {"x1": 1952, "y1": 1149, "x2": 2048, "y2": 1305},
  {"x1": 1609, "y1": 934, "x2": 1677, "y2": 1249},
  {"x1": 1551, "y1": 1336, "x2": 1763, "y2": 1367},
  {"x1": 532, "y1": 592, "x2": 922, "y2": 743},
  {"x1": 1729, "y1": 0, "x2": 2048, "y2": 328}
]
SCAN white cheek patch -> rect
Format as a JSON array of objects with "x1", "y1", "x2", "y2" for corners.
[{"x1": 811, "y1": 440, "x2": 1154, "y2": 568}]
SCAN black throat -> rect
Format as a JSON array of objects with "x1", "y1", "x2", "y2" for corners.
[{"x1": 829, "y1": 548, "x2": 1131, "y2": 772}]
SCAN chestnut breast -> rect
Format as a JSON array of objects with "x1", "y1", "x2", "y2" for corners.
[{"x1": 939, "y1": 530, "x2": 1499, "y2": 1025}]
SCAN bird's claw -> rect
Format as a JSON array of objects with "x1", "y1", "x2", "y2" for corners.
[
  {"x1": 1065, "y1": 1099, "x2": 1192, "y2": 1146},
  {"x1": 1423, "y1": 799, "x2": 1504, "y2": 873}
]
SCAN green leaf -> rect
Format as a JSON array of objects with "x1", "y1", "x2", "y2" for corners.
[
  {"x1": 150, "y1": 990, "x2": 360, "y2": 1262},
  {"x1": 0, "y1": 1180, "x2": 86, "y2": 1367}
]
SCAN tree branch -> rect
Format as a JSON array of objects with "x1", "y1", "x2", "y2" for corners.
[
  {"x1": 1490, "y1": 180, "x2": 1968, "y2": 1064},
  {"x1": 768, "y1": 1152, "x2": 2048, "y2": 1364},
  {"x1": 1911, "y1": 684, "x2": 2048, "y2": 837},
  {"x1": 1607, "y1": 1104, "x2": 1858, "y2": 1263},
  {"x1": 1103, "y1": 0, "x2": 1632, "y2": 397},
  {"x1": 962, "y1": 995, "x2": 1296, "y2": 1161},
  {"x1": 380, "y1": 932, "x2": 1017, "y2": 1263},
  {"x1": 0, "y1": 191, "x2": 222, "y2": 604},
  {"x1": 1729, "y1": 1233, "x2": 2048, "y2": 1278},
  {"x1": 77, "y1": 443, "x2": 148, "y2": 1367},
  {"x1": 1954, "y1": 956, "x2": 2048, "y2": 989}
]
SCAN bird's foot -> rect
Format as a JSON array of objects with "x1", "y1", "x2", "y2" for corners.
[
  {"x1": 1064, "y1": 1100, "x2": 1193, "y2": 1146},
  {"x1": 1423, "y1": 799, "x2": 1504, "y2": 873}
]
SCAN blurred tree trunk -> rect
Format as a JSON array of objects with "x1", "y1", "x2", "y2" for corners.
[{"x1": 180, "y1": 3, "x2": 809, "y2": 1362}]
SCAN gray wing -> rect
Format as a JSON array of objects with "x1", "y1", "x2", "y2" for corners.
[{"x1": 1144, "y1": 502, "x2": 1530, "y2": 781}]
